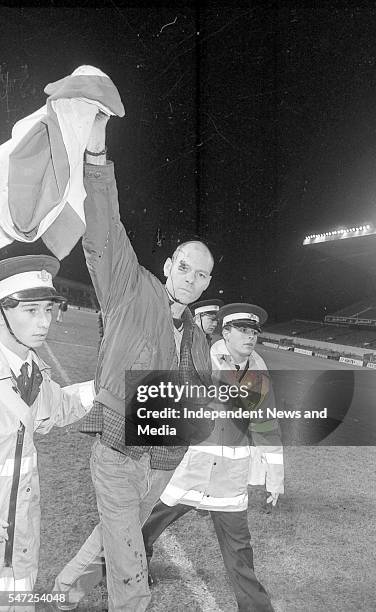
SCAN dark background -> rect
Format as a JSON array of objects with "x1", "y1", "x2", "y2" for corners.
[{"x1": 1, "y1": 2, "x2": 376, "y2": 321}]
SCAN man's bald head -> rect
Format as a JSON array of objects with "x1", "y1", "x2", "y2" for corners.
[
  {"x1": 164, "y1": 241, "x2": 214, "y2": 305},
  {"x1": 171, "y1": 241, "x2": 214, "y2": 272}
]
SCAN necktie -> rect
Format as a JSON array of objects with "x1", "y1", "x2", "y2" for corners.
[
  {"x1": 17, "y1": 363, "x2": 30, "y2": 401},
  {"x1": 16, "y1": 361, "x2": 43, "y2": 406}
]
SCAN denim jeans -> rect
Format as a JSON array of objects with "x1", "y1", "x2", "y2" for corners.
[{"x1": 54, "y1": 438, "x2": 173, "y2": 612}]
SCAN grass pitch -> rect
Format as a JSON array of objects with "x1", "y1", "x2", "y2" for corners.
[{"x1": 33, "y1": 308, "x2": 376, "y2": 611}]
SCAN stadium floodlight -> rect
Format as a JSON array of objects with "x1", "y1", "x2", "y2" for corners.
[{"x1": 303, "y1": 221, "x2": 376, "y2": 245}]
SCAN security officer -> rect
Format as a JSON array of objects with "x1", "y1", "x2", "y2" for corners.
[
  {"x1": 143, "y1": 303, "x2": 284, "y2": 612},
  {"x1": 0, "y1": 255, "x2": 94, "y2": 612},
  {"x1": 191, "y1": 299, "x2": 223, "y2": 343}
]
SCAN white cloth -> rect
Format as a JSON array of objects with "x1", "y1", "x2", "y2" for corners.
[{"x1": 0, "y1": 66, "x2": 113, "y2": 251}]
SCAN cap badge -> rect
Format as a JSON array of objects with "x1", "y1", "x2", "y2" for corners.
[{"x1": 38, "y1": 269, "x2": 51, "y2": 283}]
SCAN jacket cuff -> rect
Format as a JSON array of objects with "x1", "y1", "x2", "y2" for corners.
[
  {"x1": 78, "y1": 380, "x2": 96, "y2": 410},
  {"x1": 84, "y1": 161, "x2": 115, "y2": 181}
]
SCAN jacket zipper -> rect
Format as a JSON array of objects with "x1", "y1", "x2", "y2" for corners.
[{"x1": 4, "y1": 423, "x2": 25, "y2": 567}]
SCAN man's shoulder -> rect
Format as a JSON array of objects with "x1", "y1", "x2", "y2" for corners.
[
  {"x1": 31, "y1": 350, "x2": 51, "y2": 373},
  {"x1": 0, "y1": 354, "x2": 11, "y2": 379},
  {"x1": 252, "y1": 350, "x2": 268, "y2": 370}
]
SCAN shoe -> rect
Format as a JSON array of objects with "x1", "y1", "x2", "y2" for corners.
[{"x1": 52, "y1": 576, "x2": 79, "y2": 610}]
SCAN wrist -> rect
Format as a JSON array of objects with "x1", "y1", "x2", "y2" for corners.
[
  {"x1": 85, "y1": 146, "x2": 107, "y2": 156},
  {"x1": 85, "y1": 147, "x2": 107, "y2": 166}
]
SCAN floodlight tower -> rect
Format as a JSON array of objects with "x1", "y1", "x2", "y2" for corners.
[{"x1": 303, "y1": 224, "x2": 375, "y2": 246}]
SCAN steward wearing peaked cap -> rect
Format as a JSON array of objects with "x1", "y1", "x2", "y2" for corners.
[
  {"x1": 191, "y1": 299, "x2": 224, "y2": 342},
  {"x1": 0, "y1": 255, "x2": 65, "y2": 303},
  {"x1": 143, "y1": 299, "x2": 282, "y2": 611},
  {"x1": 190, "y1": 298, "x2": 224, "y2": 317},
  {"x1": 218, "y1": 302, "x2": 268, "y2": 333},
  {"x1": 0, "y1": 255, "x2": 95, "y2": 598}
]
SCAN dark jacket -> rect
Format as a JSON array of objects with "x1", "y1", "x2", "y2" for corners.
[{"x1": 80, "y1": 163, "x2": 212, "y2": 466}]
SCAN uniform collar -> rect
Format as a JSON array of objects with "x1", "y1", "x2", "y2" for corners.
[
  {"x1": 211, "y1": 338, "x2": 258, "y2": 370},
  {"x1": 0, "y1": 340, "x2": 33, "y2": 377}
]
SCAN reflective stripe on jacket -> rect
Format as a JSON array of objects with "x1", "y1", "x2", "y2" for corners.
[
  {"x1": 0, "y1": 349, "x2": 93, "y2": 580},
  {"x1": 161, "y1": 341, "x2": 284, "y2": 511}
]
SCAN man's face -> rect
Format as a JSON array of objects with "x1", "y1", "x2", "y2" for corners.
[
  {"x1": 164, "y1": 244, "x2": 212, "y2": 304},
  {"x1": 1, "y1": 301, "x2": 53, "y2": 350},
  {"x1": 223, "y1": 325, "x2": 259, "y2": 359},
  {"x1": 198, "y1": 313, "x2": 218, "y2": 336}
]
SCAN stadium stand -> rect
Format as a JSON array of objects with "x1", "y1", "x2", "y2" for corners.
[
  {"x1": 265, "y1": 320, "x2": 325, "y2": 337},
  {"x1": 325, "y1": 299, "x2": 376, "y2": 326},
  {"x1": 265, "y1": 318, "x2": 376, "y2": 349}
]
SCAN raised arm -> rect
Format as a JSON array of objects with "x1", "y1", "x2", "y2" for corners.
[{"x1": 82, "y1": 113, "x2": 140, "y2": 312}]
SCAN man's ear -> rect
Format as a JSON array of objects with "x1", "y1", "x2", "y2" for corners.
[
  {"x1": 202, "y1": 275, "x2": 211, "y2": 292},
  {"x1": 222, "y1": 327, "x2": 229, "y2": 341},
  {"x1": 163, "y1": 258, "x2": 172, "y2": 279}
]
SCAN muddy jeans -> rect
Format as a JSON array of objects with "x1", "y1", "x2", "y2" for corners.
[{"x1": 54, "y1": 438, "x2": 173, "y2": 612}]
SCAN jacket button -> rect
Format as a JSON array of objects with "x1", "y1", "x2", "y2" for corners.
[
  {"x1": 26, "y1": 487, "x2": 31, "y2": 492},
  {"x1": 213, "y1": 462, "x2": 217, "y2": 466},
  {"x1": 23, "y1": 548, "x2": 27, "y2": 553}
]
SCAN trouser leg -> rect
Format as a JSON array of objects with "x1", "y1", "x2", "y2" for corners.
[
  {"x1": 142, "y1": 501, "x2": 192, "y2": 563},
  {"x1": 53, "y1": 443, "x2": 173, "y2": 611},
  {"x1": 210, "y1": 510, "x2": 274, "y2": 612},
  {"x1": 91, "y1": 440, "x2": 172, "y2": 612},
  {"x1": 53, "y1": 523, "x2": 105, "y2": 609}
]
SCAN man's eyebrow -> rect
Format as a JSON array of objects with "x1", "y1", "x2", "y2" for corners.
[{"x1": 176, "y1": 256, "x2": 211, "y2": 274}]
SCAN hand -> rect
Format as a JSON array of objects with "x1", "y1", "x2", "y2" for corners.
[
  {"x1": 86, "y1": 111, "x2": 110, "y2": 153},
  {"x1": 0, "y1": 519, "x2": 9, "y2": 543},
  {"x1": 266, "y1": 491, "x2": 280, "y2": 507}
]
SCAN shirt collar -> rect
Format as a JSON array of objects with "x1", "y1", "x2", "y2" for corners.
[
  {"x1": 211, "y1": 338, "x2": 255, "y2": 368},
  {"x1": 0, "y1": 340, "x2": 33, "y2": 377}
]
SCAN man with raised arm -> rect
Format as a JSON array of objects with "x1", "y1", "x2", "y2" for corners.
[{"x1": 54, "y1": 113, "x2": 214, "y2": 612}]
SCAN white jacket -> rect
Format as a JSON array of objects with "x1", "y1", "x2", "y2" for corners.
[
  {"x1": 161, "y1": 340, "x2": 284, "y2": 511},
  {"x1": 0, "y1": 348, "x2": 94, "y2": 580}
]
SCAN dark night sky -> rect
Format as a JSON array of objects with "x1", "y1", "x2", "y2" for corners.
[{"x1": 2, "y1": 2, "x2": 376, "y2": 321}]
